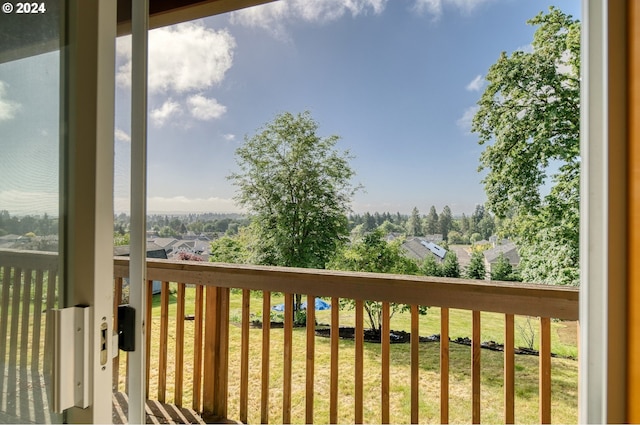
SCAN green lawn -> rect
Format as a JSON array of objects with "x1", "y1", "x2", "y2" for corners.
[{"x1": 120, "y1": 286, "x2": 578, "y2": 424}]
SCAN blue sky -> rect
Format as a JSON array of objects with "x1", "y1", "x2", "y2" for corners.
[{"x1": 0, "y1": 0, "x2": 581, "y2": 217}]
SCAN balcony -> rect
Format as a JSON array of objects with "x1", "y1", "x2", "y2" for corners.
[{"x1": 0, "y1": 249, "x2": 579, "y2": 424}]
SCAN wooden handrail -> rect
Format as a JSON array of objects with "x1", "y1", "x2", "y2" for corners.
[{"x1": 114, "y1": 257, "x2": 579, "y2": 320}]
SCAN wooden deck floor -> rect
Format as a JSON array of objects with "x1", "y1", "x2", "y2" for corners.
[{"x1": 112, "y1": 392, "x2": 206, "y2": 424}]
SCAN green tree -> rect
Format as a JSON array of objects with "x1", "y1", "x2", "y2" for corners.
[
  {"x1": 466, "y1": 251, "x2": 486, "y2": 280},
  {"x1": 158, "y1": 226, "x2": 177, "y2": 238},
  {"x1": 490, "y1": 253, "x2": 521, "y2": 282},
  {"x1": 229, "y1": 111, "x2": 359, "y2": 307},
  {"x1": 421, "y1": 255, "x2": 441, "y2": 277},
  {"x1": 478, "y1": 215, "x2": 495, "y2": 240},
  {"x1": 460, "y1": 213, "x2": 470, "y2": 235},
  {"x1": 328, "y1": 230, "x2": 425, "y2": 331},
  {"x1": 441, "y1": 251, "x2": 461, "y2": 278},
  {"x1": 472, "y1": 8, "x2": 580, "y2": 285},
  {"x1": 438, "y1": 205, "x2": 453, "y2": 240},
  {"x1": 378, "y1": 220, "x2": 404, "y2": 235},
  {"x1": 114, "y1": 232, "x2": 130, "y2": 246},
  {"x1": 210, "y1": 236, "x2": 249, "y2": 264},
  {"x1": 406, "y1": 207, "x2": 423, "y2": 236},
  {"x1": 447, "y1": 230, "x2": 467, "y2": 245},
  {"x1": 424, "y1": 206, "x2": 439, "y2": 235}
]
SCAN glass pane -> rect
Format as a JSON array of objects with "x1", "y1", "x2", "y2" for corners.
[{"x1": 0, "y1": 2, "x2": 64, "y2": 423}]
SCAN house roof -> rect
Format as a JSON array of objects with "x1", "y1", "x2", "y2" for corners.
[
  {"x1": 483, "y1": 241, "x2": 520, "y2": 265},
  {"x1": 401, "y1": 238, "x2": 447, "y2": 261},
  {"x1": 149, "y1": 238, "x2": 179, "y2": 249},
  {"x1": 114, "y1": 242, "x2": 168, "y2": 259},
  {"x1": 422, "y1": 241, "x2": 447, "y2": 259}
]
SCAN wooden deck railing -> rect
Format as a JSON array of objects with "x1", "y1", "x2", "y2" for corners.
[
  {"x1": 0, "y1": 249, "x2": 60, "y2": 423},
  {"x1": 113, "y1": 257, "x2": 579, "y2": 424}
]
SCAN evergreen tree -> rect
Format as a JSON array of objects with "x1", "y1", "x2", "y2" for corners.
[
  {"x1": 466, "y1": 251, "x2": 486, "y2": 280},
  {"x1": 425, "y1": 205, "x2": 439, "y2": 235},
  {"x1": 438, "y1": 205, "x2": 453, "y2": 240},
  {"x1": 406, "y1": 207, "x2": 423, "y2": 236},
  {"x1": 441, "y1": 251, "x2": 460, "y2": 278}
]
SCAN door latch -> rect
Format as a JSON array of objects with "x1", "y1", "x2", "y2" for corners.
[{"x1": 117, "y1": 304, "x2": 136, "y2": 351}]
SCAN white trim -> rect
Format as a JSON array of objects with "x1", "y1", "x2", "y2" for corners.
[
  {"x1": 63, "y1": 0, "x2": 116, "y2": 422},
  {"x1": 129, "y1": 1, "x2": 149, "y2": 424},
  {"x1": 579, "y1": 0, "x2": 608, "y2": 422}
]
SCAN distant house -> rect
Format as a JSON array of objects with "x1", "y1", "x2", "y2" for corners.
[
  {"x1": 384, "y1": 232, "x2": 403, "y2": 242},
  {"x1": 401, "y1": 237, "x2": 447, "y2": 262},
  {"x1": 0, "y1": 234, "x2": 23, "y2": 249},
  {"x1": 483, "y1": 241, "x2": 520, "y2": 277},
  {"x1": 170, "y1": 239, "x2": 209, "y2": 261},
  {"x1": 148, "y1": 237, "x2": 179, "y2": 254},
  {"x1": 114, "y1": 242, "x2": 168, "y2": 294}
]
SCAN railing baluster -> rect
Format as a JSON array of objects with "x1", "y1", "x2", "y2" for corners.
[
  {"x1": 193, "y1": 284, "x2": 204, "y2": 412},
  {"x1": 203, "y1": 285, "x2": 218, "y2": 417},
  {"x1": 32, "y1": 269, "x2": 45, "y2": 425},
  {"x1": 214, "y1": 287, "x2": 230, "y2": 419},
  {"x1": 540, "y1": 317, "x2": 551, "y2": 424},
  {"x1": 175, "y1": 282, "x2": 186, "y2": 406},
  {"x1": 505, "y1": 314, "x2": 515, "y2": 424},
  {"x1": 20, "y1": 270, "x2": 32, "y2": 374},
  {"x1": 306, "y1": 294, "x2": 316, "y2": 425},
  {"x1": 472, "y1": 310, "x2": 481, "y2": 424},
  {"x1": 8, "y1": 266, "x2": 22, "y2": 415},
  {"x1": 355, "y1": 299, "x2": 364, "y2": 424},
  {"x1": 261, "y1": 291, "x2": 271, "y2": 424},
  {"x1": 158, "y1": 281, "x2": 170, "y2": 402},
  {"x1": 330, "y1": 296, "x2": 339, "y2": 424},
  {"x1": 113, "y1": 276, "x2": 123, "y2": 390},
  {"x1": 31, "y1": 270, "x2": 43, "y2": 373},
  {"x1": 0, "y1": 266, "x2": 10, "y2": 408},
  {"x1": 145, "y1": 279, "x2": 153, "y2": 398},
  {"x1": 411, "y1": 304, "x2": 419, "y2": 424},
  {"x1": 240, "y1": 288, "x2": 250, "y2": 423},
  {"x1": 441, "y1": 307, "x2": 449, "y2": 424},
  {"x1": 381, "y1": 302, "x2": 390, "y2": 424},
  {"x1": 283, "y1": 293, "x2": 293, "y2": 424}
]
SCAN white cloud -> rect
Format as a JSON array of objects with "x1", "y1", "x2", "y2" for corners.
[
  {"x1": 230, "y1": 0, "x2": 387, "y2": 37},
  {"x1": 514, "y1": 43, "x2": 534, "y2": 54},
  {"x1": 115, "y1": 128, "x2": 131, "y2": 143},
  {"x1": 412, "y1": 0, "x2": 441, "y2": 17},
  {"x1": 223, "y1": 133, "x2": 236, "y2": 142},
  {"x1": 0, "y1": 81, "x2": 20, "y2": 121},
  {"x1": 150, "y1": 100, "x2": 181, "y2": 127},
  {"x1": 456, "y1": 105, "x2": 479, "y2": 133},
  {"x1": 116, "y1": 22, "x2": 236, "y2": 94},
  {"x1": 412, "y1": 0, "x2": 494, "y2": 20},
  {"x1": 0, "y1": 190, "x2": 58, "y2": 216},
  {"x1": 466, "y1": 75, "x2": 484, "y2": 92},
  {"x1": 187, "y1": 94, "x2": 227, "y2": 121}
]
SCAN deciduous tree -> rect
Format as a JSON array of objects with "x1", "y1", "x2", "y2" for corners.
[
  {"x1": 229, "y1": 111, "x2": 359, "y2": 307},
  {"x1": 472, "y1": 7, "x2": 580, "y2": 285},
  {"x1": 327, "y1": 230, "x2": 425, "y2": 330}
]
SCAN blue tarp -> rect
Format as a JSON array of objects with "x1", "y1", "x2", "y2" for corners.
[{"x1": 272, "y1": 298, "x2": 331, "y2": 311}]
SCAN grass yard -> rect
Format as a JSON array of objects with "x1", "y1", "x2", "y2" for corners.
[{"x1": 120, "y1": 285, "x2": 578, "y2": 424}]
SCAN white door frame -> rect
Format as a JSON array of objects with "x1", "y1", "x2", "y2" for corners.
[
  {"x1": 62, "y1": 0, "x2": 116, "y2": 422},
  {"x1": 580, "y1": 0, "x2": 628, "y2": 422},
  {"x1": 128, "y1": 0, "x2": 149, "y2": 423}
]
